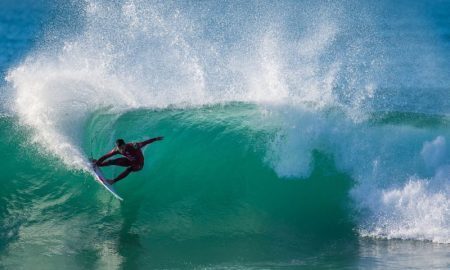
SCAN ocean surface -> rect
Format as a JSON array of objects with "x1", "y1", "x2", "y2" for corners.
[{"x1": 1, "y1": 0, "x2": 449, "y2": 269}]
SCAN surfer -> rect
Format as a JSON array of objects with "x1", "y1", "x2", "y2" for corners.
[{"x1": 93, "y1": 136, "x2": 164, "y2": 185}]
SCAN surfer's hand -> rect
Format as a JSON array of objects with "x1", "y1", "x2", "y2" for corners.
[{"x1": 155, "y1": 136, "x2": 164, "y2": 141}]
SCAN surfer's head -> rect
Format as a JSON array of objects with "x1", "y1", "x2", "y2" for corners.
[{"x1": 116, "y1": 139, "x2": 126, "y2": 151}]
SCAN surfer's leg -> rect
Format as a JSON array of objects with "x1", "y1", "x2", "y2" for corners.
[
  {"x1": 99, "y1": 157, "x2": 131, "y2": 167},
  {"x1": 109, "y1": 167, "x2": 133, "y2": 184}
]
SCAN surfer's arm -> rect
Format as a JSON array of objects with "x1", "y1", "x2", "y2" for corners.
[
  {"x1": 96, "y1": 149, "x2": 118, "y2": 165},
  {"x1": 136, "y1": 136, "x2": 164, "y2": 149}
]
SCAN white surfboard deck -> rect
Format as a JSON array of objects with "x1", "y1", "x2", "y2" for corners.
[{"x1": 92, "y1": 163, "x2": 123, "y2": 201}]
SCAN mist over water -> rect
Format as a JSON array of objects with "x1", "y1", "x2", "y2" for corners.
[{"x1": 1, "y1": 0, "x2": 450, "y2": 268}]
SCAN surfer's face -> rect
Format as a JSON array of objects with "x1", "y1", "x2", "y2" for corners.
[
  {"x1": 117, "y1": 144, "x2": 125, "y2": 152},
  {"x1": 118, "y1": 144, "x2": 126, "y2": 152}
]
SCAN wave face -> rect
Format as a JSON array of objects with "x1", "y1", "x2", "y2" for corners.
[{"x1": 1, "y1": 0, "x2": 450, "y2": 269}]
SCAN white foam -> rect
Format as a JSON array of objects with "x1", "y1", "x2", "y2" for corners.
[
  {"x1": 421, "y1": 136, "x2": 447, "y2": 170},
  {"x1": 350, "y1": 135, "x2": 450, "y2": 243},
  {"x1": 361, "y1": 137, "x2": 450, "y2": 243},
  {"x1": 359, "y1": 173, "x2": 450, "y2": 243}
]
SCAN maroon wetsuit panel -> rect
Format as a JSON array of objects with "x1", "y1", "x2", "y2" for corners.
[
  {"x1": 120, "y1": 143, "x2": 144, "y2": 166},
  {"x1": 97, "y1": 143, "x2": 144, "y2": 169}
]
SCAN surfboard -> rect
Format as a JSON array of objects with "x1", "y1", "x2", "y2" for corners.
[{"x1": 91, "y1": 162, "x2": 123, "y2": 201}]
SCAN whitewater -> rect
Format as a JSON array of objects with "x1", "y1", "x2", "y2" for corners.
[{"x1": 1, "y1": 0, "x2": 449, "y2": 269}]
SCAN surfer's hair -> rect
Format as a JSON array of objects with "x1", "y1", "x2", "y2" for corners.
[{"x1": 115, "y1": 139, "x2": 125, "y2": 146}]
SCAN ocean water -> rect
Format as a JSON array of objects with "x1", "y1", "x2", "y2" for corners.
[{"x1": 1, "y1": 0, "x2": 449, "y2": 269}]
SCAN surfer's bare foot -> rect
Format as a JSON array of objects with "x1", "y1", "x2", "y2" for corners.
[{"x1": 106, "y1": 179, "x2": 115, "y2": 185}]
